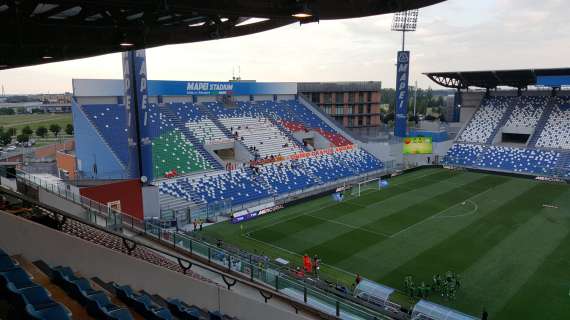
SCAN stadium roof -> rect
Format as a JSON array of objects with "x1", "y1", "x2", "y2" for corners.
[
  {"x1": 425, "y1": 68, "x2": 570, "y2": 89},
  {"x1": 0, "y1": 0, "x2": 444, "y2": 70}
]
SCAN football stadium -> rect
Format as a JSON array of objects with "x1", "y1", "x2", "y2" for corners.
[{"x1": 0, "y1": 1, "x2": 569, "y2": 320}]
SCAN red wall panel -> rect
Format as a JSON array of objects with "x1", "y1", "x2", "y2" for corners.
[{"x1": 79, "y1": 179, "x2": 144, "y2": 220}]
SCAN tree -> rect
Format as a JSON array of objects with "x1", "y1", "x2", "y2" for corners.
[
  {"x1": 65, "y1": 124, "x2": 74, "y2": 135},
  {"x1": 36, "y1": 126, "x2": 48, "y2": 138},
  {"x1": 49, "y1": 124, "x2": 61, "y2": 137},
  {"x1": 0, "y1": 132, "x2": 11, "y2": 146},
  {"x1": 22, "y1": 125, "x2": 33, "y2": 136},
  {"x1": 382, "y1": 113, "x2": 395, "y2": 124},
  {"x1": 16, "y1": 134, "x2": 29, "y2": 144},
  {"x1": 6, "y1": 127, "x2": 17, "y2": 137}
]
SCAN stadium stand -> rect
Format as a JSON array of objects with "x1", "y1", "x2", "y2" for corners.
[
  {"x1": 219, "y1": 117, "x2": 303, "y2": 157},
  {"x1": 457, "y1": 96, "x2": 512, "y2": 144},
  {"x1": 81, "y1": 105, "x2": 129, "y2": 166},
  {"x1": 536, "y1": 97, "x2": 570, "y2": 149},
  {"x1": 151, "y1": 129, "x2": 215, "y2": 178},
  {"x1": 445, "y1": 95, "x2": 570, "y2": 178},
  {"x1": 504, "y1": 96, "x2": 547, "y2": 129},
  {"x1": 0, "y1": 249, "x2": 72, "y2": 320},
  {"x1": 159, "y1": 148, "x2": 384, "y2": 206},
  {"x1": 476, "y1": 146, "x2": 561, "y2": 175}
]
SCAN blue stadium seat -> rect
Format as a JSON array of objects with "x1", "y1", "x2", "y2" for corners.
[
  {"x1": 166, "y1": 298, "x2": 202, "y2": 320},
  {"x1": 85, "y1": 292, "x2": 134, "y2": 320},
  {"x1": 25, "y1": 303, "x2": 71, "y2": 320}
]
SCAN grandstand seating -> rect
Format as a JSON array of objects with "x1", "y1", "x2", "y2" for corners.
[
  {"x1": 536, "y1": 97, "x2": 570, "y2": 149},
  {"x1": 443, "y1": 144, "x2": 484, "y2": 166},
  {"x1": 219, "y1": 117, "x2": 303, "y2": 157},
  {"x1": 477, "y1": 146, "x2": 560, "y2": 175},
  {"x1": 458, "y1": 96, "x2": 512, "y2": 143},
  {"x1": 152, "y1": 129, "x2": 214, "y2": 178},
  {"x1": 81, "y1": 105, "x2": 129, "y2": 166},
  {"x1": 159, "y1": 148, "x2": 384, "y2": 206},
  {"x1": 59, "y1": 218, "x2": 210, "y2": 283},
  {"x1": 504, "y1": 96, "x2": 547, "y2": 129},
  {"x1": 0, "y1": 250, "x2": 72, "y2": 320},
  {"x1": 444, "y1": 144, "x2": 561, "y2": 176}
]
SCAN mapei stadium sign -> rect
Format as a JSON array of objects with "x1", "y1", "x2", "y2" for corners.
[
  {"x1": 394, "y1": 51, "x2": 410, "y2": 137},
  {"x1": 186, "y1": 82, "x2": 234, "y2": 95}
]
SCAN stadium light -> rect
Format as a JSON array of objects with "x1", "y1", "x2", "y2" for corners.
[
  {"x1": 120, "y1": 41, "x2": 135, "y2": 47},
  {"x1": 391, "y1": 9, "x2": 419, "y2": 51},
  {"x1": 292, "y1": 2, "x2": 313, "y2": 19},
  {"x1": 42, "y1": 55, "x2": 53, "y2": 60}
]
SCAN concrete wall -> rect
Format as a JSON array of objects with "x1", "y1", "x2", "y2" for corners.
[
  {"x1": 38, "y1": 189, "x2": 87, "y2": 219},
  {"x1": 142, "y1": 185, "x2": 160, "y2": 219},
  {"x1": 0, "y1": 211, "x2": 309, "y2": 320}
]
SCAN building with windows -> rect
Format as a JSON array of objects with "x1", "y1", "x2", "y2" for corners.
[{"x1": 298, "y1": 82, "x2": 382, "y2": 128}]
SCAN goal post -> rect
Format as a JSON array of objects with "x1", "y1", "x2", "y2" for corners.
[{"x1": 353, "y1": 177, "x2": 384, "y2": 197}]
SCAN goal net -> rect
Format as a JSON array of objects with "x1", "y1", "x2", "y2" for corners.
[{"x1": 352, "y1": 177, "x2": 384, "y2": 197}]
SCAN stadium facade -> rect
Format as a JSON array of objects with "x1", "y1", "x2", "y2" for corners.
[{"x1": 298, "y1": 82, "x2": 382, "y2": 128}]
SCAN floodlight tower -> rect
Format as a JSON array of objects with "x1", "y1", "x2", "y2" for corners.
[{"x1": 391, "y1": 10, "x2": 418, "y2": 137}]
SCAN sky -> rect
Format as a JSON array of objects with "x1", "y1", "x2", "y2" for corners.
[{"x1": 0, "y1": 0, "x2": 568, "y2": 94}]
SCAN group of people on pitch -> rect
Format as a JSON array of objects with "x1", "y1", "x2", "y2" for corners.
[{"x1": 404, "y1": 271, "x2": 462, "y2": 300}]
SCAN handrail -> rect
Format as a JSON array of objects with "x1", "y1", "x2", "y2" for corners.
[
  {"x1": 9, "y1": 169, "x2": 395, "y2": 320},
  {"x1": 0, "y1": 186, "x2": 343, "y2": 320}
]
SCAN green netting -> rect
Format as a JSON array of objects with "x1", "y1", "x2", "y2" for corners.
[{"x1": 152, "y1": 129, "x2": 214, "y2": 178}]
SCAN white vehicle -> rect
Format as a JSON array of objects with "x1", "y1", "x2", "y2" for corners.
[{"x1": 5, "y1": 146, "x2": 17, "y2": 152}]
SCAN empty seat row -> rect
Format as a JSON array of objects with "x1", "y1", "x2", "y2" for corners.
[{"x1": 0, "y1": 249, "x2": 71, "y2": 320}]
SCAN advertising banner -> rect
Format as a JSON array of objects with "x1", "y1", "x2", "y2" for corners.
[
  {"x1": 395, "y1": 51, "x2": 410, "y2": 137},
  {"x1": 122, "y1": 50, "x2": 155, "y2": 181},
  {"x1": 402, "y1": 137, "x2": 433, "y2": 154}
]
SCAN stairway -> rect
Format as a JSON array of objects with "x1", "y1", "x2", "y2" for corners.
[
  {"x1": 486, "y1": 103, "x2": 515, "y2": 145},
  {"x1": 160, "y1": 105, "x2": 224, "y2": 170},
  {"x1": 196, "y1": 103, "x2": 256, "y2": 158},
  {"x1": 527, "y1": 101, "x2": 555, "y2": 148}
]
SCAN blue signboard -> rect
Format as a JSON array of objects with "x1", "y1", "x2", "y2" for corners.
[
  {"x1": 122, "y1": 50, "x2": 156, "y2": 181},
  {"x1": 537, "y1": 76, "x2": 570, "y2": 87},
  {"x1": 73, "y1": 79, "x2": 297, "y2": 97},
  {"x1": 148, "y1": 81, "x2": 296, "y2": 96},
  {"x1": 395, "y1": 51, "x2": 410, "y2": 137}
]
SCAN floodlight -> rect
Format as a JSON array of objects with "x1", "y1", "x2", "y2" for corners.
[{"x1": 391, "y1": 9, "x2": 419, "y2": 32}]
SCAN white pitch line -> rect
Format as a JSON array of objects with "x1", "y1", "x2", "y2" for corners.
[
  {"x1": 434, "y1": 200, "x2": 479, "y2": 219},
  {"x1": 305, "y1": 213, "x2": 391, "y2": 238},
  {"x1": 388, "y1": 187, "x2": 492, "y2": 239},
  {"x1": 243, "y1": 234, "x2": 356, "y2": 277},
  {"x1": 248, "y1": 169, "x2": 454, "y2": 236}
]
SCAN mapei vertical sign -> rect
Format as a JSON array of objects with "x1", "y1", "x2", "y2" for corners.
[
  {"x1": 394, "y1": 51, "x2": 410, "y2": 137},
  {"x1": 122, "y1": 50, "x2": 154, "y2": 181}
]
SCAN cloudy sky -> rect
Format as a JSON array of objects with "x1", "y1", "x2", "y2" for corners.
[{"x1": 0, "y1": 0, "x2": 568, "y2": 94}]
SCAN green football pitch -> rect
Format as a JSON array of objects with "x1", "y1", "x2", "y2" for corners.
[{"x1": 203, "y1": 168, "x2": 570, "y2": 319}]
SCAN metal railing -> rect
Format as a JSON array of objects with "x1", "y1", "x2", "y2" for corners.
[{"x1": 12, "y1": 169, "x2": 395, "y2": 320}]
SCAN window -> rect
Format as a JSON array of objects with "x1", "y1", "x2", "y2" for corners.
[
  {"x1": 335, "y1": 93, "x2": 344, "y2": 104},
  {"x1": 359, "y1": 104, "x2": 364, "y2": 114},
  {"x1": 324, "y1": 106, "x2": 332, "y2": 114},
  {"x1": 359, "y1": 92, "x2": 364, "y2": 102},
  {"x1": 348, "y1": 117, "x2": 354, "y2": 127},
  {"x1": 366, "y1": 104, "x2": 371, "y2": 114},
  {"x1": 347, "y1": 107, "x2": 353, "y2": 115},
  {"x1": 336, "y1": 106, "x2": 343, "y2": 115},
  {"x1": 324, "y1": 93, "x2": 332, "y2": 104},
  {"x1": 348, "y1": 92, "x2": 355, "y2": 103},
  {"x1": 365, "y1": 116, "x2": 371, "y2": 126},
  {"x1": 367, "y1": 92, "x2": 372, "y2": 102},
  {"x1": 311, "y1": 93, "x2": 320, "y2": 103},
  {"x1": 358, "y1": 117, "x2": 363, "y2": 126}
]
